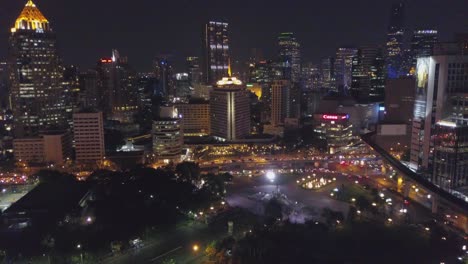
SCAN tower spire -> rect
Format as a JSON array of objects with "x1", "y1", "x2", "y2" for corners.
[
  {"x1": 228, "y1": 58, "x2": 232, "y2": 77},
  {"x1": 11, "y1": 0, "x2": 50, "y2": 33}
]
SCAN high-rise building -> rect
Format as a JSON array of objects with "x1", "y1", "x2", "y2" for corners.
[
  {"x1": 73, "y1": 111, "x2": 105, "y2": 164},
  {"x1": 271, "y1": 80, "x2": 290, "y2": 126},
  {"x1": 210, "y1": 73, "x2": 250, "y2": 141},
  {"x1": 278, "y1": 32, "x2": 301, "y2": 83},
  {"x1": 301, "y1": 63, "x2": 321, "y2": 91},
  {"x1": 409, "y1": 30, "x2": 438, "y2": 74},
  {"x1": 0, "y1": 61, "x2": 9, "y2": 110},
  {"x1": 335, "y1": 47, "x2": 358, "y2": 94},
  {"x1": 410, "y1": 55, "x2": 468, "y2": 181},
  {"x1": 174, "y1": 73, "x2": 192, "y2": 99},
  {"x1": 384, "y1": 77, "x2": 415, "y2": 125},
  {"x1": 175, "y1": 99, "x2": 210, "y2": 136},
  {"x1": 202, "y1": 21, "x2": 230, "y2": 85},
  {"x1": 79, "y1": 70, "x2": 101, "y2": 109},
  {"x1": 96, "y1": 51, "x2": 139, "y2": 123},
  {"x1": 351, "y1": 47, "x2": 386, "y2": 102},
  {"x1": 152, "y1": 106, "x2": 183, "y2": 162},
  {"x1": 320, "y1": 57, "x2": 335, "y2": 92},
  {"x1": 154, "y1": 57, "x2": 175, "y2": 98},
  {"x1": 9, "y1": 0, "x2": 67, "y2": 137},
  {"x1": 433, "y1": 119, "x2": 468, "y2": 190},
  {"x1": 385, "y1": 2, "x2": 406, "y2": 78},
  {"x1": 186, "y1": 56, "x2": 202, "y2": 86}
]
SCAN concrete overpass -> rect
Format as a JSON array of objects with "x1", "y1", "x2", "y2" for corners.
[{"x1": 362, "y1": 132, "x2": 468, "y2": 233}]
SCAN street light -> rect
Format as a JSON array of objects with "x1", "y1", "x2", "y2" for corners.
[
  {"x1": 266, "y1": 171, "x2": 276, "y2": 183},
  {"x1": 266, "y1": 171, "x2": 279, "y2": 194},
  {"x1": 193, "y1": 244, "x2": 199, "y2": 252},
  {"x1": 76, "y1": 244, "x2": 83, "y2": 264}
]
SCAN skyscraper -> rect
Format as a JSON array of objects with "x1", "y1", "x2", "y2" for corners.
[
  {"x1": 409, "y1": 30, "x2": 438, "y2": 74},
  {"x1": 320, "y1": 57, "x2": 335, "y2": 92},
  {"x1": 385, "y1": 2, "x2": 405, "y2": 78},
  {"x1": 335, "y1": 47, "x2": 358, "y2": 94},
  {"x1": 271, "y1": 80, "x2": 291, "y2": 126},
  {"x1": 202, "y1": 21, "x2": 230, "y2": 85},
  {"x1": 351, "y1": 47, "x2": 386, "y2": 102},
  {"x1": 186, "y1": 56, "x2": 202, "y2": 86},
  {"x1": 278, "y1": 32, "x2": 301, "y2": 83},
  {"x1": 301, "y1": 63, "x2": 321, "y2": 91},
  {"x1": 410, "y1": 54, "x2": 468, "y2": 184},
  {"x1": 210, "y1": 72, "x2": 250, "y2": 141},
  {"x1": 9, "y1": 0, "x2": 66, "y2": 137},
  {"x1": 96, "y1": 50, "x2": 139, "y2": 122},
  {"x1": 154, "y1": 57, "x2": 175, "y2": 98}
]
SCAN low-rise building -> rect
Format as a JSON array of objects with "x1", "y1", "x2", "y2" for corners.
[
  {"x1": 313, "y1": 113, "x2": 355, "y2": 154},
  {"x1": 13, "y1": 131, "x2": 72, "y2": 164}
]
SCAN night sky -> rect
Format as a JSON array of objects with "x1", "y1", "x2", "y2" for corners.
[{"x1": 1, "y1": 0, "x2": 467, "y2": 71}]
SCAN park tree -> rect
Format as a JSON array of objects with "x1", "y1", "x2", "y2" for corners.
[
  {"x1": 175, "y1": 162, "x2": 201, "y2": 183},
  {"x1": 264, "y1": 198, "x2": 283, "y2": 225}
]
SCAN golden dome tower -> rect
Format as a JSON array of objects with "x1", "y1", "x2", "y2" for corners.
[{"x1": 11, "y1": 0, "x2": 50, "y2": 33}]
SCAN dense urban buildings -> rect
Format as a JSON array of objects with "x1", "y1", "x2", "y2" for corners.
[
  {"x1": 202, "y1": 21, "x2": 230, "y2": 85},
  {"x1": 8, "y1": 0, "x2": 66, "y2": 137},
  {"x1": 1, "y1": 1, "x2": 468, "y2": 262}
]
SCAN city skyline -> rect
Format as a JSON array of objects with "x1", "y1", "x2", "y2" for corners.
[{"x1": 1, "y1": 0, "x2": 467, "y2": 71}]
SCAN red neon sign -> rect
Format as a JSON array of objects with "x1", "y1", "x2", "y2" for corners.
[
  {"x1": 322, "y1": 114, "x2": 348, "y2": 120},
  {"x1": 100, "y1": 58, "x2": 113, "y2": 63}
]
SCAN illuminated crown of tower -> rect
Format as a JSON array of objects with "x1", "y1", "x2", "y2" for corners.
[{"x1": 11, "y1": 0, "x2": 50, "y2": 33}]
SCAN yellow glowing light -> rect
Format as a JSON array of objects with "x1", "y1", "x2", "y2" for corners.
[
  {"x1": 12, "y1": 0, "x2": 49, "y2": 32},
  {"x1": 216, "y1": 77, "x2": 243, "y2": 86}
]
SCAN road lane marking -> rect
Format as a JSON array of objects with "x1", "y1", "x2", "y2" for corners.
[{"x1": 150, "y1": 246, "x2": 182, "y2": 262}]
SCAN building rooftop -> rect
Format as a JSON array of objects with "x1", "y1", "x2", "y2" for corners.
[{"x1": 12, "y1": 0, "x2": 50, "y2": 33}]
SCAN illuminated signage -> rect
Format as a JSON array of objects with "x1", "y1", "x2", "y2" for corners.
[
  {"x1": 100, "y1": 58, "x2": 113, "y2": 63},
  {"x1": 379, "y1": 106, "x2": 385, "y2": 111},
  {"x1": 322, "y1": 114, "x2": 348, "y2": 120}
]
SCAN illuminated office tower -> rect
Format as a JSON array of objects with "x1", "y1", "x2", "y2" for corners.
[
  {"x1": 301, "y1": 63, "x2": 320, "y2": 91},
  {"x1": 278, "y1": 32, "x2": 301, "y2": 83},
  {"x1": 210, "y1": 71, "x2": 250, "y2": 141},
  {"x1": 154, "y1": 57, "x2": 174, "y2": 98},
  {"x1": 186, "y1": 56, "x2": 202, "y2": 86},
  {"x1": 270, "y1": 80, "x2": 291, "y2": 126},
  {"x1": 351, "y1": 47, "x2": 386, "y2": 102},
  {"x1": 409, "y1": 30, "x2": 438, "y2": 74},
  {"x1": 73, "y1": 111, "x2": 105, "y2": 164},
  {"x1": 96, "y1": 50, "x2": 138, "y2": 122},
  {"x1": 321, "y1": 57, "x2": 335, "y2": 92},
  {"x1": 152, "y1": 106, "x2": 183, "y2": 162},
  {"x1": 202, "y1": 21, "x2": 230, "y2": 85},
  {"x1": 335, "y1": 47, "x2": 358, "y2": 94},
  {"x1": 8, "y1": 0, "x2": 66, "y2": 137},
  {"x1": 410, "y1": 55, "x2": 468, "y2": 180},
  {"x1": 385, "y1": 2, "x2": 406, "y2": 78}
]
